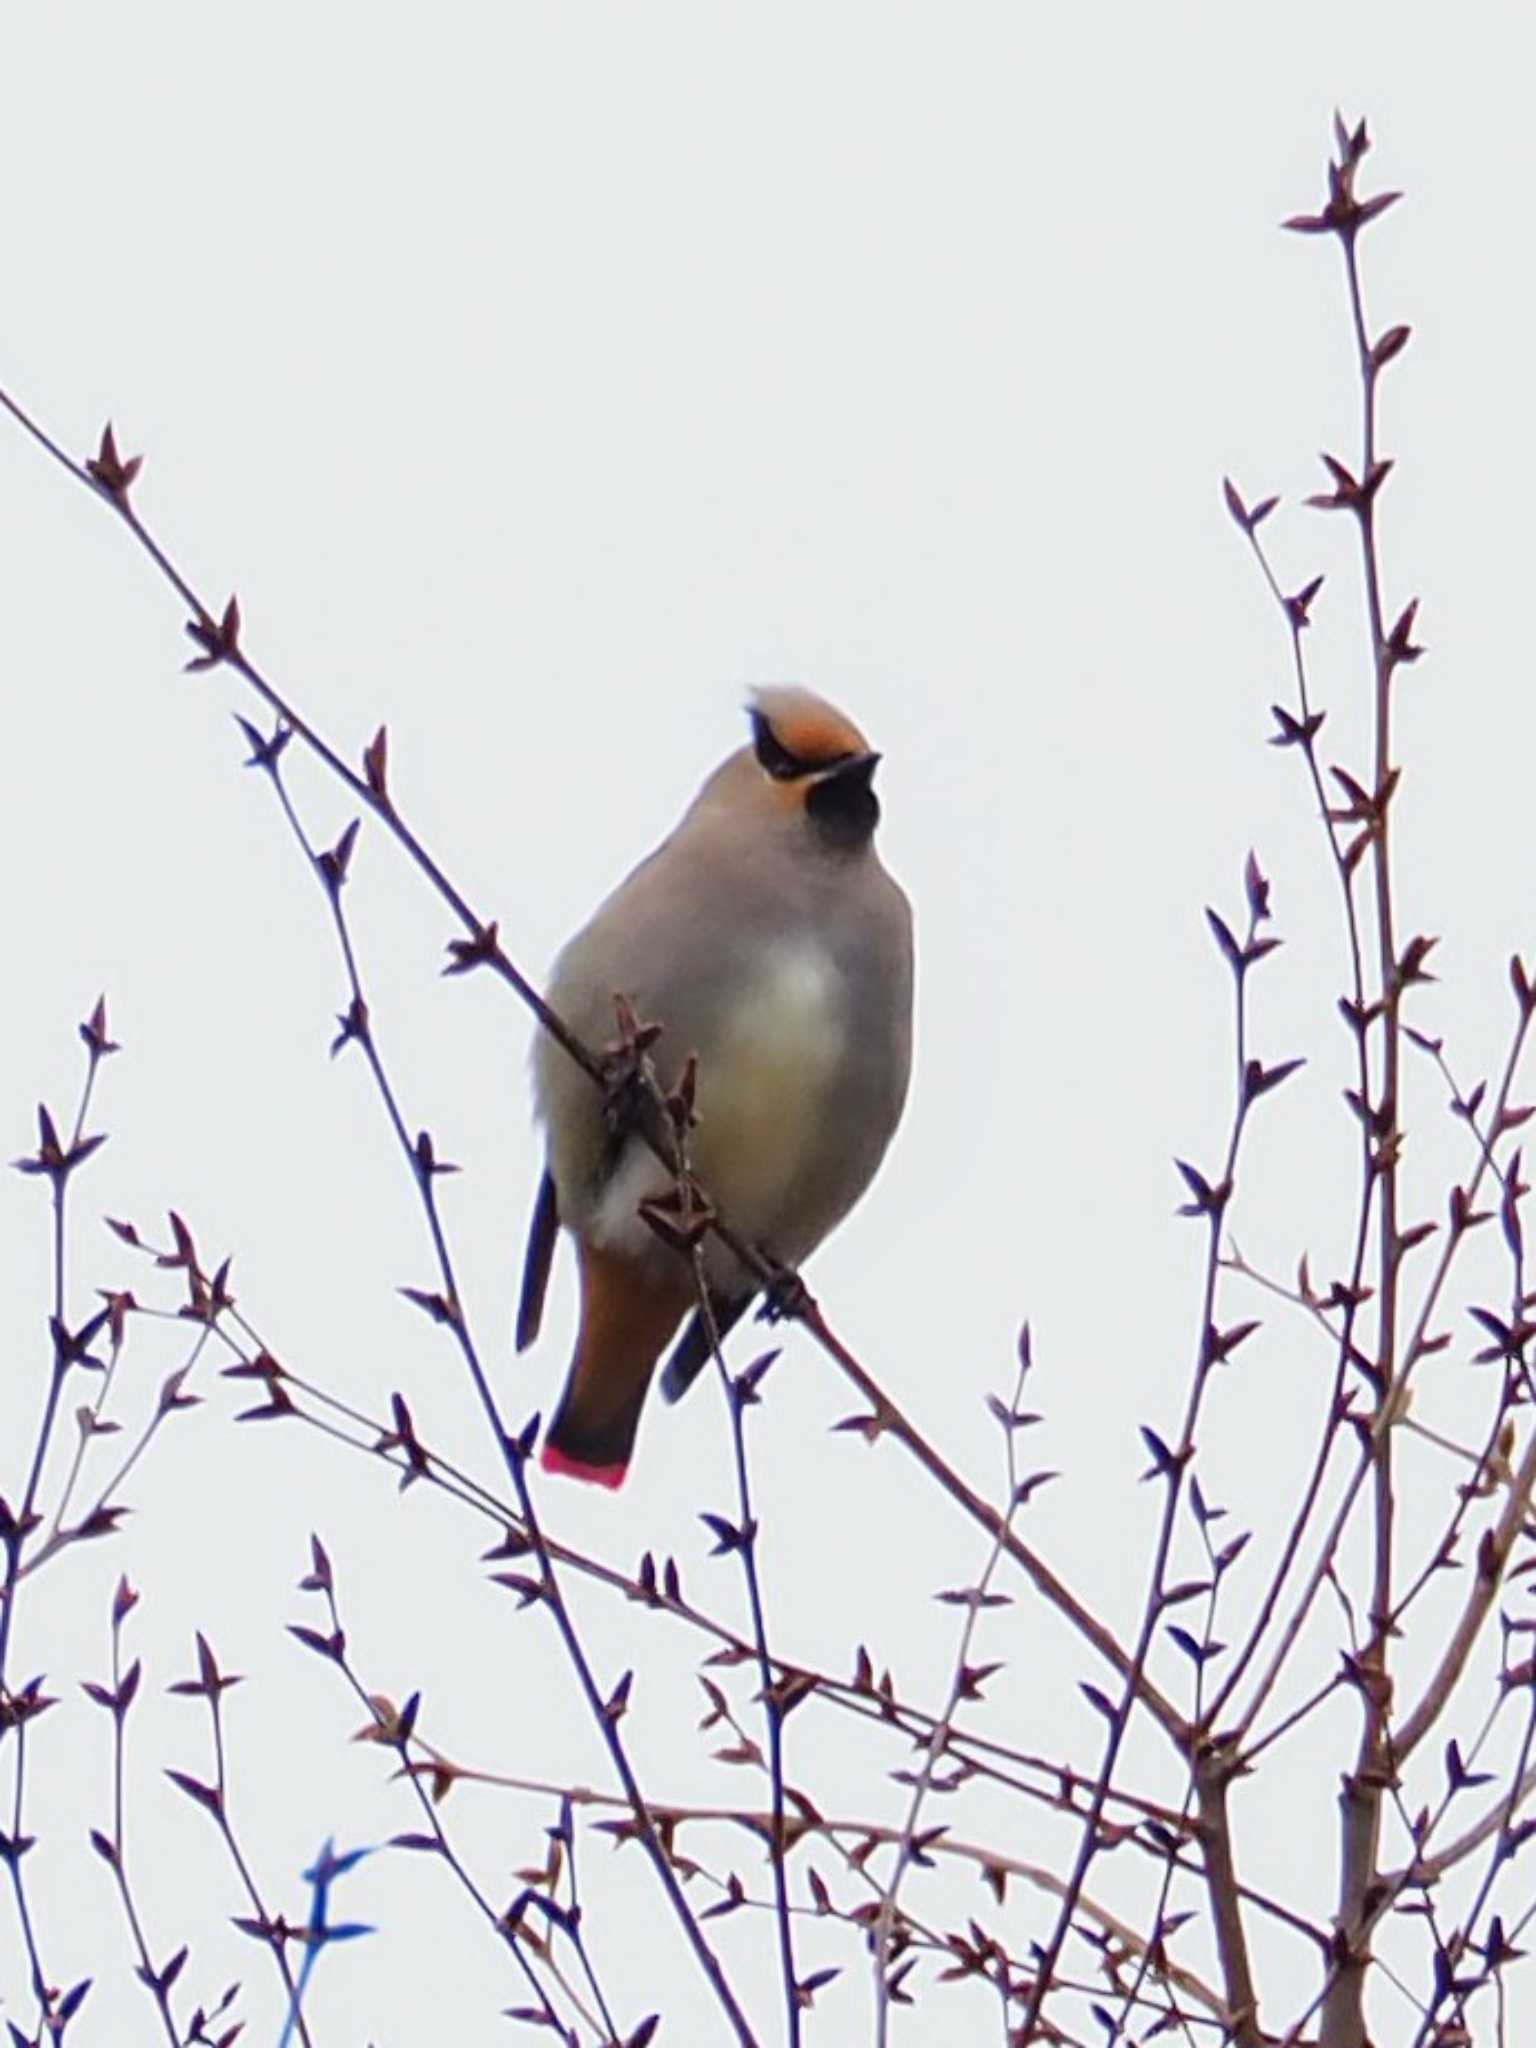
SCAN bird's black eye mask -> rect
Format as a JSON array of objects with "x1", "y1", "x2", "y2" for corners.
[
  {"x1": 750, "y1": 710, "x2": 810, "y2": 780},
  {"x1": 750, "y1": 710, "x2": 853, "y2": 782}
]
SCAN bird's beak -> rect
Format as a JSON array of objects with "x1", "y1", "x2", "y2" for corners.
[{"x1": 819, "y1": 750, "x2": 881, "y2": 788}]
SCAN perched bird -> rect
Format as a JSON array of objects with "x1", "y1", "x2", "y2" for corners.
[{"x1": 518, "y1": 686, "x2": 913, "y2": 1488}]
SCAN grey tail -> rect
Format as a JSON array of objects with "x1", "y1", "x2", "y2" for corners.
[
  {"x1": 516, "y1": 1170, "x2": 559, "y2": 1352},
  {"x1": 660, "y1": 1291, "x2": 753, "y2": 1403}
]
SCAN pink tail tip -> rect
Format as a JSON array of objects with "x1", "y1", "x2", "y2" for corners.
[{"x1": 540, "y1": 1442, "x2": 628, "y2": 1490}]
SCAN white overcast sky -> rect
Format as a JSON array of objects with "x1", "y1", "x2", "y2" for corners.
[{"x1": 4, "y1": 5, "x2": 1536, "y2": 2042}]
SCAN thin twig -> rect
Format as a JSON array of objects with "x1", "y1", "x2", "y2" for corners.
[
  {"x1": 871, "y1": 1339, "x2": 1030, "y2": 2044},
  {"x1": 687, "y1": 1234, "x2": 801, "y2": 2046},
  {"x1": 252, "y1": 738, "x2": 757, "y2": 2043},
  {"x1": 1019, "y1": 886, "x2": 1271, "y2": 2041}
]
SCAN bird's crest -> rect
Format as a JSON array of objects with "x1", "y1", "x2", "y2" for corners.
[{"x1": 748, "y1": 686, "x2": 870, "y2": 773}]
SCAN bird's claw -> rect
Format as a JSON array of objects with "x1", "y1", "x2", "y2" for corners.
[{"x1": 757, "y1": 1259, "x2": 812, "y2": 1324}]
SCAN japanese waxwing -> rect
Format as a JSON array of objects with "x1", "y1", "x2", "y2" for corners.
[{"x1": 517, "y1": 686, "x2": 914, "y2": 1488}]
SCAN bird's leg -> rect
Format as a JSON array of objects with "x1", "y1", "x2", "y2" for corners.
[{"x1": 755, "y1": 1253, "x2": 813, "y2": 1325}]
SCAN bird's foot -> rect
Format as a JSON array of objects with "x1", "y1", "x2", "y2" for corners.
[{"x1": 757, "y1": 1257, "x2": 813, "y2": 1325}]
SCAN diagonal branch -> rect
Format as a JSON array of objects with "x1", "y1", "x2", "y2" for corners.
[{"x1": 0, "y1": 377, "x2": 1177, "y2": 1746}]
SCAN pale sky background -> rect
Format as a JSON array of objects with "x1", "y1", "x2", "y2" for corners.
[{"x1": 4, "y1": 5, "x2": 1536, "y2": 2042}]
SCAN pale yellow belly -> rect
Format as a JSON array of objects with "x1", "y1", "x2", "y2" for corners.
[
  {"x1": 588, "y1": 943, "x2": 848, "y2": 1257},
  {"x1": 692, "y1": 945, "x2": 848, "y2": 1227}
]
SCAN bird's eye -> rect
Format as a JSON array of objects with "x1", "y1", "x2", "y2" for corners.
[{"x1": 751, "y1": 712, "x2": 807, "y2": 781}]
